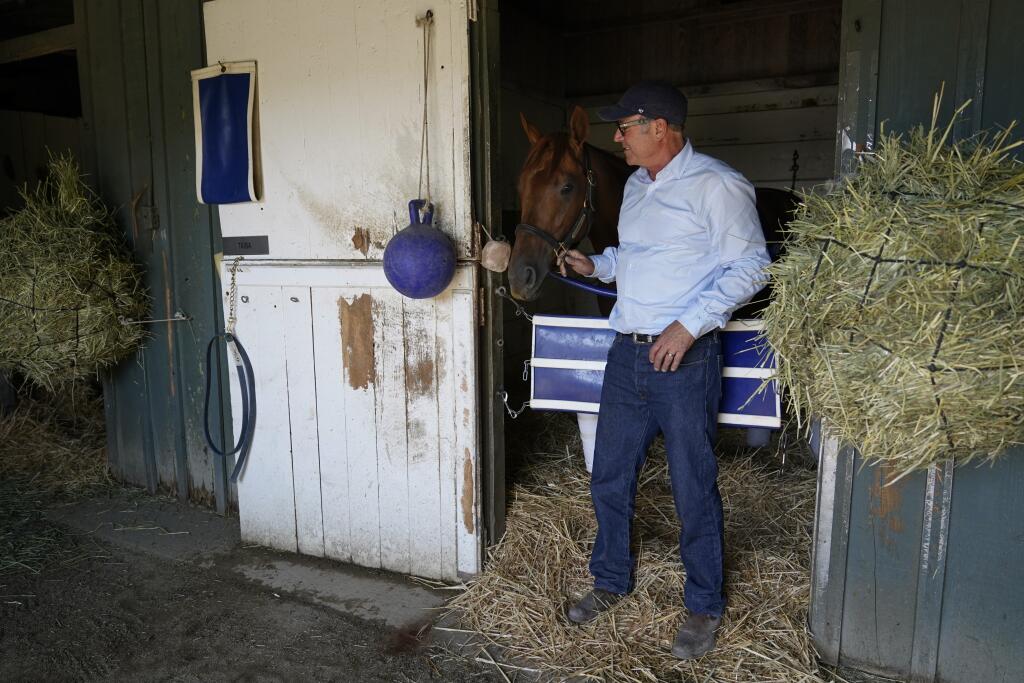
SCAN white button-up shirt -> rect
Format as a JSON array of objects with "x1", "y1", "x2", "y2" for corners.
[{"x1": 589, "y1": 142, "x2": 770, "y2": 338}]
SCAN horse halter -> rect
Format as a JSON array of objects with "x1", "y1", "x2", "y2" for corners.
[{"x1": 515, "y1": 145, "x2": 598, "y2": 263}]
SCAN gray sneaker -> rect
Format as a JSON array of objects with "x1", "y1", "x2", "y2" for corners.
[
  {"x1": 671, "y1": 613, "x2": 722, "y2": 659},
  {"x1": 567, "y1": 589, "x2": 625, "y2": 624}
]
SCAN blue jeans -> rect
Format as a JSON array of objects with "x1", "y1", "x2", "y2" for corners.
[{"x1": 589, "y1": 332, "x2": 725, "y2": 617}]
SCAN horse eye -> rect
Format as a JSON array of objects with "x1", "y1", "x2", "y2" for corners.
[{"x1": 560, "y1": 183, "x2": 574, "y2": 195}]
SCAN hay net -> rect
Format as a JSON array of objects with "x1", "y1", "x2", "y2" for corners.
[
  {"x1": 0, "y1": 155, "x2": 147, "y2": 388},
  {"x1": 763, "y1": 96, "x2": 1024, "y2": 478}
]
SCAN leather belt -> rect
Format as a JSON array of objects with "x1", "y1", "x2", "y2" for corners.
[
  {"x1": 620, "y1": 332, "x2": 660, "y2": 344},
  {"x1": 619, "y1": 330, "x2": 720, "y2": 345}
]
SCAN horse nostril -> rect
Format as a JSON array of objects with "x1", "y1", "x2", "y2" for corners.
[{"x1": 522, "y1": 266, "x2": 537, "y2": 290}]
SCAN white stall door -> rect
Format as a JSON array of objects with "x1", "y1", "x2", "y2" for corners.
[{"x1": 226, "y1": 262, "x2": 479, "y2": 580}]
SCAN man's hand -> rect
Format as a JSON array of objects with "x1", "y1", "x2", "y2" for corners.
[
  {"x1": 560, "y1": 249, "x2": 595, "y2": 277},
  {"x1": 650, "y1": 321, "x2": 695, "y2": 372}
]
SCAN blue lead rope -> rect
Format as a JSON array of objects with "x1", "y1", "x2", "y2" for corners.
[
  {"x1": 548, "y1": 272, "x2": 618, "y2": 299},
  {"x1": 203, "y1": 333, "x2": 256, "y2": 484}
]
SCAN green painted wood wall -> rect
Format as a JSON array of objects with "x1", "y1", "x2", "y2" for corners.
[
  {"x1": 813, "y1": 2, "x2": 1024, "y2": 681},
  {"x1": 77, "y1": 0, "x2": 232, "y2": 512}
]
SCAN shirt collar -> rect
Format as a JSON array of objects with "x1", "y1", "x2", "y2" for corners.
[{"x1": 637, "y1": 140, "x2": 694, "y2": 183}]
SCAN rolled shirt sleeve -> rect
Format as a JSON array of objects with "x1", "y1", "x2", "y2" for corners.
[
  {"x1": 589, "y1": 246, "x2": 618, "y2": 283},
  {"x1": 677, "y1": 176, "x2": 770, "y2": 339}
]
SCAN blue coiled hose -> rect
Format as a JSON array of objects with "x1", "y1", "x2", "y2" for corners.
[{"x1": 203, "y1": 333, "x2": 256, "y2": 484}]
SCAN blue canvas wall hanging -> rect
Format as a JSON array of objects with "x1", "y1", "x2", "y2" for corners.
[{"x1": 191, "y1": 60, "x2": 260, "y2": 204}]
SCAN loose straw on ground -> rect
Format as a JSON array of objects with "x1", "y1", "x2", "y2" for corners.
[
  {"x1": 446, "y1": 413, "x2": 831, "y2": 682},
  {"x1": 0, "y1": 385, "x2": 112, "y2": 577}
]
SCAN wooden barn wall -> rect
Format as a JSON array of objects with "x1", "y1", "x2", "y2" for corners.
[
  {"x1": 560, "y1": 0, "x2": 843, "y2": 98},
  {"x1": 499, "y1": 4, "x2": 564, "y2": 218},
  {"x1": 500, "y1": 0, "x2": 843, "y2": 197},
  {"x1": 203, "y1": 0, "x2": 480, "y2": 580},
  {"x1": 581, "y1": 75, "x2": 839, "y2": 191},
  {"x1": 78, "y1": 0, "x2": 233, "y2": 510},
  {"x1": 811, "y1": 2, "x2": 1024, "y2": 682},
  {"x1": 0, "y1": 112, "x2": 84, "y2": 215},
  {"x1": 568, "y1": 0, "x2": 843, "y2": 190},
  {"x1": 496, "y1": 0, "x2": 843, "y2": 394}
]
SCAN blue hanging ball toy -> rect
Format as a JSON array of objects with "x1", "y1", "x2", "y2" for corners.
[{"x1": 383, "y1": 200, "x2": 456, "y2": 299}]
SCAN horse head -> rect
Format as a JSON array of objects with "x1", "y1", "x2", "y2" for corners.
[{"x1": 510, "y1": 106, "x2": 598, "y2": 302}]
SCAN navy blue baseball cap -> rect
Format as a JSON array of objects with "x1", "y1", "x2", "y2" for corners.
[{"x1": 598, "y1": 81, "x2": 688, "y2": 125}]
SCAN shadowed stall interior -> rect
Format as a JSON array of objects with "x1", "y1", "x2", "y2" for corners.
[{"x1": 496, "y1": 0, "x2": 842, "y2": 423}]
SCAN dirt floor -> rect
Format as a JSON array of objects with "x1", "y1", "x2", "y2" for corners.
[
  {"x1": 0, "y1": 393, "x2": 897, "y2": 683},
  {"x1": 0, "y1": 482, "x2": 500, "y2": 683}
]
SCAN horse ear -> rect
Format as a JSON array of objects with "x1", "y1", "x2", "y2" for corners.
[
  {"x1": 520, "y1": 112, "x2": 542, "y2": 146},
  {"x1": 569, "y1": 105, "x2": 589, "y2": 150}
]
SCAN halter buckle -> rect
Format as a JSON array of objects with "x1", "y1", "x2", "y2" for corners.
[{"x1": 554, "y1": 242, "x2": 569, "y2": 264}]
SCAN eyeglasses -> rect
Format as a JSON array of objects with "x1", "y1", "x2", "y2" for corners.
[{"x1": 616, "y1": 117, "x2": 650, "y2": 135}]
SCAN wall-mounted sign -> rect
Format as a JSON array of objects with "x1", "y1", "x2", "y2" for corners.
[{"x1": 222, "y1": 235, "x2": 269, "y2": 256}]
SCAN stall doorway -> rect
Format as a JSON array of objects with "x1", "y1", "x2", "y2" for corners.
[{"x1": 476, "y1": 0, "x2": 843, "y2": 548}]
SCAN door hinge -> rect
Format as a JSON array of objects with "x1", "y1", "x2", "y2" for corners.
[
  {"x1": 478, "y1": 287, "x2": 486, "y2": 327},
  {"x1": 471, "y1": 221, "x2": 483, "y2": 260}
]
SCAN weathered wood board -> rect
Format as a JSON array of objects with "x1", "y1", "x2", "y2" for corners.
[{"x1": 226, "y1": 262, "x2": 480, "y2": 580}]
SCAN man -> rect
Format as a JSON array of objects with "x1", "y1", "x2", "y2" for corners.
[{"x1": 560, "y1": 81, "x2": 769, "y2": 659}]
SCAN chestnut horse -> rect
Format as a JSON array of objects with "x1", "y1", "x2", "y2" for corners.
[
  {"x1": 509, "y1": 105, "x2": 798, "y2": 316},
  {"x1": 509, "y1": 106, "x2": 631, "y2": 311}
]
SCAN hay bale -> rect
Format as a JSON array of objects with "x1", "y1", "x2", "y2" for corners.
[
  {"x1": 763, "y1": 95, "x2": 1024, "y2": 478},
  {"x1": 0, "y1": 156, "x2": 147, "y2": 387},
  {"x1": 447, "y1": 413, "x2": 824, "y2": 682}
]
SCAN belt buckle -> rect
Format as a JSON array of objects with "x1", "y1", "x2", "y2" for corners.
[{"x1": 631, "y1": 332, "x2": 657, "y2": 344}]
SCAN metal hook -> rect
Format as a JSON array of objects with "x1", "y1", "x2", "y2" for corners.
[
  {"x1": 218, "y1": 60, "x2": 226, "y2": 73},
  {"x1": 415, "y1": 9, "x2": 434, "y2": 26},
  {"x1": 120, "y1": 310, "x2": 191, "y2": 326}
]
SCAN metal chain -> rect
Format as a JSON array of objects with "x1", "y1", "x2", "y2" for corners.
[
  {"x1": 227, "y1": 256, "x2": 242, "y2": 335},
  {"x1": 498, "y1": 390, "x2": 530, "y2": 419},
  {"x1": 495, "y1": 285, "x2": 533, "y2": 322},
  {"x1": 225, "y1": 256, "x2": 244, "y2": 365}
]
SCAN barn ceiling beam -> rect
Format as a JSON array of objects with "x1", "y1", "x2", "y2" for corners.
[
  {"x1": 0, "y1": 23, "x2": 76, "y2": 66},
  {"x1": 562, "y1": 0, "x2": 839, "y2": 37}
]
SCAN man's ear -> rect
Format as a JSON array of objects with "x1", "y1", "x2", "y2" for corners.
[
  {"x1": 520, "y1": 112, "x2": 542, "y2": 146},
  {"x1": 569, "y1": 105, "x2": 589, "y2": 150}
]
